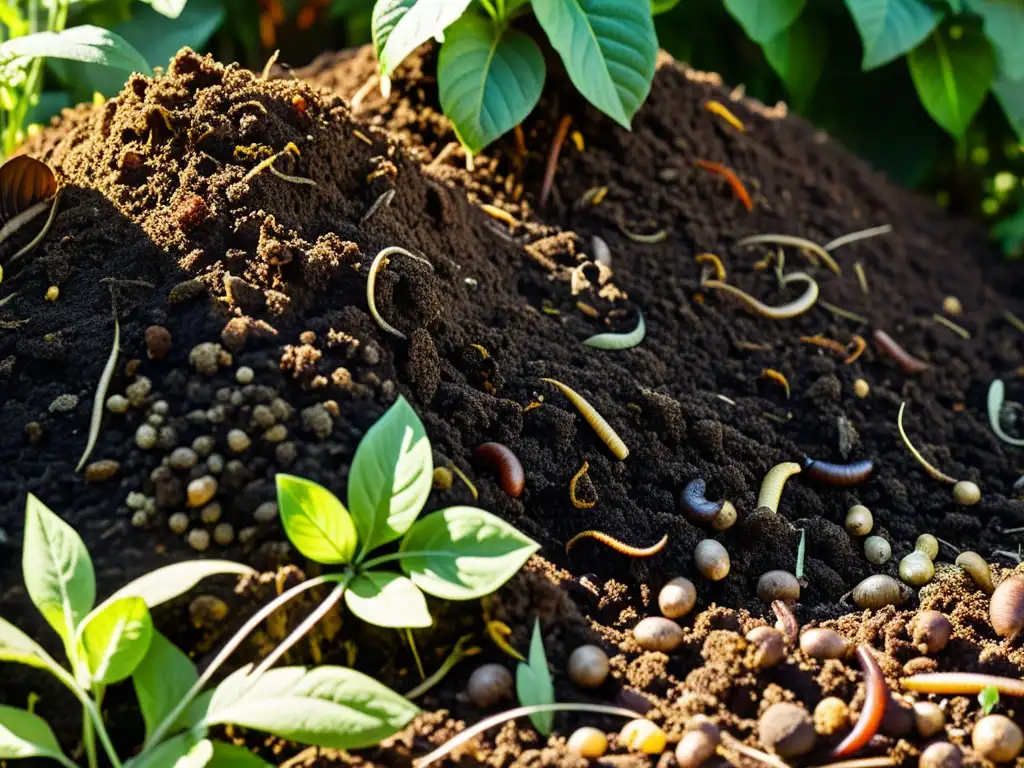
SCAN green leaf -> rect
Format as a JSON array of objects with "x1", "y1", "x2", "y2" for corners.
[
  {"x1": 204, "y1": 665, "x2": 420, "y2": 750},
  {"x1": 0, "y1": 706, "x2": 65, "y2": 761},
  {"x1": 77, "y1": 596, "x2": 153, "y2": 685},
  {"x1": 651, "y1": 0, "x2": 683, "y2": 15},
  {"x1": 102, "y1": 560, "x2": 252, "y2": 613},
  {"x1": 724, "y1": 0, "x2": 805, "y2": 44},
  {"x1": 372, "y1": 0, "x2": 474, "y2": 76},
  {"x1": 178, "y1": 739, "x2": 214, "y2": 768},
  {"x1": 979, "y1": 684, "x2": 1000, "y2": 714},
  {"x1": 277, "y1": 475, "x2": 358, "y2": 565},
  {"x1": 437, "y1": 13, "x2": 546, "y2": 154},
  {"x1": 966, "y1": 0, "x2": 1024, "y2": 79},
  {"x1": 141, "y1": 0, "x2": 188, "y2": 19},
  {"x1": 908, "y1": 26, "x2": 993, "y2": 138},
  {"x1": 207, "y1": 741, "x2": 273, "y2": 767},
  {"x1": 22, "y1": 494, "x2": 96, "y2": 645},
  {"x1": 762, "y1": 16, "x2": 827, "y2": 110},
  {"x1": 125, "y1": 732, "x2": 197, "y2": 768},
  {"x1": 133, "y1": 631, "x2": 199, "y2": 742},
  {"x1": 344, "y1": 572, "x2": 433, "y2": 629},
  {"x1": 348, "y1": 395, "x2": 433, "y2": 559},
  {"x1": 515, "y1": 619, "x2": 555, "y2": 736},
  {"x1": 0, "y1": 617, "x2": 56, "y2": 672},
  {"x1": 843, "y1": 0, "x2": 942, "y2": 70},
  {"x1": 993, "y1": 76, "x2": 1024, "y2": 141},
  {"x1": 0, "y1": 25, "x2": 152, "y2": 76},
  {"x1": 533, "y1": 0, "x2": 658, "y2": 128},
  {"x1": 399, "y1": 506, "x2": 540, "y2": 600}
]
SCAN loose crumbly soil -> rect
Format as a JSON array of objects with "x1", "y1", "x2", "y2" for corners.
[{"x1": 1, "y1": 44, "x2": 1023, "y2": 767}]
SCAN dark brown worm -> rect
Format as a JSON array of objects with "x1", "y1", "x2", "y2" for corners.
[
  {"x1": 771, "y1": 600, "x2": 798, "y2": 644},
  {"x1": 474, "y1": 442, "x2": 525, "y2": 498},
  {"x1": 873, "y1": 329, "x2": 930, "y2": 374},
  {"x1": 679, "y1": 478, "x2": 723, "y2": 521},
  {"x1": 833, "y1": 645, "x2": 888, "y2": 757},
  {"x1": 803, "y1": 457, "x2": 874, "y2": 487}
]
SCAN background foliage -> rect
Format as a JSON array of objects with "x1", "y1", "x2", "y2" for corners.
[{"x1": 5, "y1": 0, "x2": 1023, "y2": 256}]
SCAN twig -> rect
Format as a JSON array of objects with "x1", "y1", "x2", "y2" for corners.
[
  {"x1": 539, "y1": 115, "x2": 572, "y2": 207},
  {"x1": 360, "y1": 188, "x2": 395, "y2": 225},
  {"x1": 823, "y1": 225, "x2": 893, "y2": 251},
  {"x1": 932, "y1": 314, "x2": 970, "y2": 339}
]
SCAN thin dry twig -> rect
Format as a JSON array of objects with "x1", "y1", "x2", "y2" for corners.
[{"x1": 540, "y1": 115, "x2": 573, "y2": 207}]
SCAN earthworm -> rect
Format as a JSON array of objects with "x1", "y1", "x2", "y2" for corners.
[
  {"x1": 617, "y1": 218, "x2": 668, "y2": 243},
  {"x1": 703, "y1": 100, "x2": 745, "y2": 131},
  {"x1": 933, "y1": 314, "x2": 970, "y2": 339},
  {"x1": 566, "y1": 530, "x2": 668, "y2": 557},
  {"x1": 802, "y1": 457, "x2": 874, "y2": 487},
  {"x1": 539, "y1": 114, "x2": 572, "y2": 207},
  {"x1": 823, "y1": 224, "x2": 893, "y2": 251},
  {"x1": 872, "y1": 329, "x2": 930, "y2": 373},
  {"x1": 480, "y1": 203, "x2": 517, "y2": 228},
  {"x1": 761, "y1": 368, "x2": 790, "y2": 398},
  {"x1": 902, "y1": 672, "x2": 1024, "y2": 697},
  {"x1": 695, "y1": 160, "x2": 753, "y2": 211},
  {"x1": 736, "y1": 234, "x2": 840, "y2": 275},
  {"x1": 757, "y1": 462, "x2": 802, "y2": 511},
  {"x1": 832, "y1": 645, "x2": 888, "y2": 757},
  {"x1": 703, "y1": 271, "x2": 819, "y2": 320},
  {"x1": 695, "y1": 252, "x2": 726, "y2": 281},
  {"x1": 474, "y1": 442, "x2": 525, "y2": 498},
  {"x1": 569, "y1": 460, "x2": 596, "y2": 509},
  {"x1": 583, "y1": 310, "x2": 646, "y2": 350},
  {"x1": 542, "y1": 378, "x2": 629, "y2": 460},
  {"x1": 844, "y1": 335, "x2": 867, "y2": 364},
  {"x1": 896, "y1": 402, "x2": 957, "y2": 484},
  {"x1": 987, "y1": 380, "x2": 1024, "y2": 447},
  {"x1": 679, "y1": 478, "x2": 725, "y2": 521},
  {"x1": 75, "y1": 310, "x2": 119, "y2": 473},
  {"x1": 772, "y1": 600, "x2": 798, "y2": 644},
  {"x1": 366, "y1": 246, "x2": 433, "y2": 340},
  {"x1": 0, "y1": 199, "x2": 50, "y2": 248},
  {"x1": 801, "y1": 334, "x2": 848, "y2": 356}
]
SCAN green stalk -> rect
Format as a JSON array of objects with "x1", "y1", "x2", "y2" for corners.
[
  {"x1": 82, "y1": 704, "x2": 98, "y2": 768},
  {"x1": 358, "y1": 550, "x2": 458, "y2": 571}
]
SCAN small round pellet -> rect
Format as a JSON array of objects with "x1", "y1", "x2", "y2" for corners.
[
  {"x1": 200, "y1": 503, "x2": 222, "y2": 524},
  {"x1": 253, "y1": 502, "x2": 278, "y2": 524},
  {"x1": 915, "y1": 533, "x2": 939, "y2": 560},
  {"x1": 566, "y1": 645, "x2": 609, "y2": 689},
  {"x1": 845, "y1": 505, "x2": 873, "y2": 536},
  {"x1": 853, "y1": 379, "x2": 870, "y2": 399},
  {"x1": 973, "y1": 715, "x2": 1023, "y2": 762},
  {"x1": 168, "y1": 512, "x2": 189, "y2": 534},
  {"x1": 207, "y1": 454, "x2": 225, "y2": 474},
  {"x1": 694, "y1": 539, "x2": 730, "y2": 581},
  {"x1": 864, "y1": 535, "x2": 891, "y2": 564},
  {"x1": 567, "y1": 726, "x2": 607, "y2": 758},
  {"x1": 106, "y1": 394, "x2": 129, "y2": 413},
  {"x1": 659, "y1": 577, "x2": 697, "y2": 619},
  {"x1": 187, "y1": 476, "x2": 218, "y2": 508},
  {"x1": 942, "y1": 295, "x2": 963, "y2": 316},
  {"x1": 226, "y1": 429, "x2": 251, "y2": 453},
  {"x1": 466, "y1": 663, "x2": 513, "y2": 708},
  {"x1": 619, "y1": 719, "x2": 666, "y2": 754},
  {"x1": 757, "y1": 571, "x2": 800, "y2": 603},
  {"x1": 236, "y1": 366, "x2": 255, "y2": 384},
  {"x1": 213, "y1": 522, "x2": 235, "y2": 545},
  {"x1": 135, "y1": 424, "x2": 158, "y2": 450},
  {"x1": 187, "y1": 529, "x2": 210, "y2": 551},
  {"x1": 953, "y1": 480, "x2": 981, "y2": 506}
]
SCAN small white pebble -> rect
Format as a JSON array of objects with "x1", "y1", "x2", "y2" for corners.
[
  {"x1": 126, "y1": 491, "x2": 147, "y2": 510},
  {"x1": 147, "y1": 413, "x2": 165, "y2": 427},
  {"x1": 227, "y1": 429, "x2": 251, "y2": 453},
  {"x1": 135, "y1": 424, "x2": 158, "y2": 450},
  {"x1": 131, "y1": 510, "x2": 148, "y2": 528},
  {"x1": 187, "y1": 528, "x2": 211, "y2": 551},
  {"x1": 48, "y1": 394, "x2": 79, "y2": 413},
  {"x1": 169, "y1": 447, "x2": 198, "y2": 471},
  {"x1": 142, "y1": 497, "x2": 156, "y2": 514},
  {"x1": 106, "y1": 395, "x2": 129, "y2": 414},
  {"x1": 254, "y1": 501, "x2": 278, "y2": 523},
  {"x1": 125, "y1": 377, "x2": 152, "y2": 407},
  {"x1": 264, "y1": 424, "x2": 288, "y2": 442},
  {"x1": 214, "y1": 522, "x2": 234, "y2": 545},
  {"x1": 236, "y1": 366, "x2": 254, "y2": 384},
  {"x1": 191, "y1": 435, "x2": 215, "y2": 457},
  {"x1": 151, "y1": 400, "x2": 169, "y2": 416},
  {"x1": 200, "y1": 503, "x2": 222, "y2": 524},
  {"x1": 187, "y1": 475, "x2": 218, "y2": 508},
  {"x1": 207, "y1": 454, "x2": 225, "y2": 474},
  {"x1": 168, "y1": 512, "x2": 189, "y2": 534}
]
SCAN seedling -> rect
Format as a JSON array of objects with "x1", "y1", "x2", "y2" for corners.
[
  {"x1": 369, "y1": 0, "x2": 662, "y2": 154},
  {"x1": 515, "y1": 619, "x2": 555, "y2": 735},
  {"x1": 979, "y1": 684, "x2": 1000, "y2": 714}
]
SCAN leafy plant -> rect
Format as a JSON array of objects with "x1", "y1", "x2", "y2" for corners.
[
  {"x1": 514, "y1": 619, "x2": 555, "y2": 736},
  {"x1": 369, "y1": 0, "x2": 660, "y2": 154},
  {"x1": 979, "y1": 684, "x2": 1000, "y2": 714}
]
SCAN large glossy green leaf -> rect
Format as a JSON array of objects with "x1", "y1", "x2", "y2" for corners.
[
  {"x1": 515, "y1": 619, "x2": 555, "y2": 735},
  {"x1": 399, "y1": 506, "x2": 540, "y2": 600},
  {"x1": 533, "y1": 0, "x2": 658, "y2": 128},
  {"x1": 908, "y1": 26, "x2": 993, "y2": 138},
  {"x1": 348, "y1": 395, "x2": 433, "y2": 559},
  {"x1": 77, "y1": 596, "x2": 153, "y2": 685},
  {"x1": 966, "y1": 0, "x2": 1024, "y2": 79},
  {"x1": 0, "y1": 706, "x2": 65, "y2": 761},
  {"x1": 0, "y1": 25, "x2": 152, "y2": 75},
  {"x1": 133, "y1": 631, "x2": 199, "y2": 742},
  {"x1": 993, "y1": 76, "x2": 1024, "y2": 141},
  {"x1": 22, "y1": 494, "x2": 95, "y2": 645},
  {"x1": 103, "y1": 561, "x2": 252, "y2": 614},
  {"x1": 207, "y1": 741, "x2": 273, "y2": 767},
  {"x1": 843, "y1": 0, "x2": 942, "y2": 70},
  {"x1": 277, "y1": 475, "x2": 358, "y2": 565},
  {"x1": 0, "y1": 617, "x2": 56, "y2": 673},
  {"x1": 724, "y1": 0, "x2": 805, "y2": 44},
  {"x1": 372, "y1": 0, "x2": 474, "y2": 76},
  {"x1": 763, "y1": 16, "x2": 827, "y2": 110},
  {"x1": 438, "y1": 14, "x2": 546, "y2": 154},
  {"x1": 344, "y1": 571, "x2": 433, "y2": 629},
  {"x1": 203, "y1": 665, "x2": 420, "y2": 750}
]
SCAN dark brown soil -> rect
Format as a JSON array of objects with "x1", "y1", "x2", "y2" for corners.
[{"x1": 1, "y1": 43, "x2": 1023, "y2": 767}]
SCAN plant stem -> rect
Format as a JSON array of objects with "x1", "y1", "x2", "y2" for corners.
[
  {"x1": 143, "y1": 573, "x2": 337, "y2": 751},
  {"x1": 81, "y1": 704, "x2": 98, "y2": 768},
  {"x1": 477, "y1": 0, "x2": 499, "y2": 21},
  {"x1": 45, "y1": 665, "x2": 121, "y2": 768},
  {"x1": 359, "y1": 550, "x2": 459, "y2": 571}
]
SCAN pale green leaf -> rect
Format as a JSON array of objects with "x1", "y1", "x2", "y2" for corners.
[
  {"x1": 344, "y1": 572, "x2": 433, "y2": 628},
  {"x1": 207, "y1": 741, "x2": 273, "y2": 767},
  {"x1": 348, "y1": 395, "x2": 433, "y2": 558},
  {"x1": 103, "y1": 560, "x2": 252, "y2": 613},
  {"x1": 399, "y1": 506, "x2": 539, "y2": 600},
  {"x1": 204, "y1": 665, "x2": 420, "y2": 750},
  {"x1": 438, "y1": 14, "x2": 546, "y2": 154},
  {"x1": 0, "y1": 706, "x2": 65, "y2": 761},
  {"x1": 515, "y1": 619, "x2": 555, "y2": 735},
  {"x1": 966, "y1": 0, "x2": 1024, "y2": 79},
  {"x1": 908, "y1": 26, "x2": 993, "y2": 138},
  {"x1": 724, "y1": 0, "x2": 806, "y2": 44},
  {"x1": 133, "y1": 630, "x2": 199, "y2": 742},
  {"x1": 0, "y1": 617, "x2": 56, "y2": 672},
  {"x1": 533, "y1": 0, "x2": 658, "y2": 128},
  {"x1": 141, "y1": 0, "x2": 188, "y2": 19},
  {"x1": 843, "y1": 0, "x2": 942, "y2": 69},
  {"x1": 762, "y1": 16, "x2": 827, "y2": 109},
  {"x1": 277, "y1": 475, "x2": 358, "y2": 565},
  {"x1": 124, "y1": 733, "x2": 196, "y2": 768},
  {"x1": 77, "y1": 596, "x2": 153, "y2": 685},
  {"x1": 22, "y1": 494, "x2": 95, "y2": 644},
  {"x1": 372, "y1": 0, "x2": 474, "y2": 76},
  {"x1": 651, "y1": 0, "x2": 682, "y2": 15},
  {"x1": 0, "y1": 25, "x2": 152, "y2": 75},
  {"x1": 993, "y1": 76, "x2": 1024, "y2": 141}
]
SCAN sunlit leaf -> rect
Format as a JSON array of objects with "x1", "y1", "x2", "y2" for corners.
[
  {"x1": 344, "y1": 571, "x2": 432, "y2": 628},
  {"x1": 908, "y1": 25, "x2": 993, "y2": 138},
  {"x1": 515, "y1": 619, "x2": 555, "y2": 735},
  {"x1": 843, "y1": 0, "x2": 942, "y2": 70}
]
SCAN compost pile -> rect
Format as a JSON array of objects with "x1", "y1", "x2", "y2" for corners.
[{"x1": 1, "y1": 43, "x2": 1023, "y2": 766}]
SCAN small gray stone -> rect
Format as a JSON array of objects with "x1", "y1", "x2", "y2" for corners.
[{"x1": 48, "y1": 394, "x2": 79, "y2": 413}]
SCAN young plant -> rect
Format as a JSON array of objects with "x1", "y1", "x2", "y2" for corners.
[
  {"x1": 979, "y1": 684, "x2": 1000, "y2": 715},
  {"x1": 514, "y1": 618, "x2": 555, "y2": 736},
  {"x1": 370, "y1": 0, "x2": 660, "y2": 154}
]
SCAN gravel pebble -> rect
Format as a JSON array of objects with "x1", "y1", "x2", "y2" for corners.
[
  {"x1": 200, "y1": 503, "x2": 222, "y2": 524},
  {"x1": 270, "y1": 398, "x2": 292, "y2": 421},
  {"x1": 187, "y1": 476, "x2": 218, "y2": 507},
  {"x1": 48, "y1": 394, "x2": 79, "y2": 413},
  {"x1": 189, "y1": 342, "x2": 225, "y2": 375},
  {"x1": 227, "y1": 429, "x2": 251, "y2": 453},
  {"x1": 84, "y1": 460, "x2": 120, "y2": 483},
  {"x1": 192, "y1": 435, "x2": 215, "y2": 456},
  {"x1": 236, "y1": 366, "x2": 254, "y2": 384},
  {"x1": 151, "y1": 400, "x2": 169, "y2": 416},
  {"x1": 156, "y1": 426, "x2": 178, "y2": 450},
  {"x1": 131, "y1": 510, "x2": 149, "y2": 528},
  {"x1": 214, "y1": 522, "x2": 234, "y2": 545},
  {"x1": 264, "y1": 424, "x2": 288, "y2": 442},
  {"x1": 106, "y1": 395, "x2": 129, "y2": 413},
  {"x1": 126, "y1": 492, "x2": 148, "y2": 510},
  {"x1": 254, "y1": 501, "x2": 279, "y2": 523},
  {"x1": 187, "y1": 529, "x2": 211, "y2": 551},
  {"x1": 145, "y1": 326, "x2": 172, "y2": 360},
  {"x1": 125, "y1": 377, "x2": 152, "y2": 407},
  {"x1": 207, "y1": 454, "x2": 225, "y2": 474},
  {"x1": 135, "y1": 424, "x2": 158, "y2": 449},
  {"x1": 252, "y1": 404, "x2": 276, "y2": 428},
  {"x1": 275, "y1": 441, "x2": 297, "y2": 466},
  {"x1": 168, "y1": 448, "x2": 198, "y2": 471},
  {"x1": 301, "y1": 404, "x2": 334, "y2": 439},
  {"x1": 146, "y1": 413, "x2": 165, "y2": 427},
  {"x1": 168, "y1": 512, "x2": 190, "y2": 534}
]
